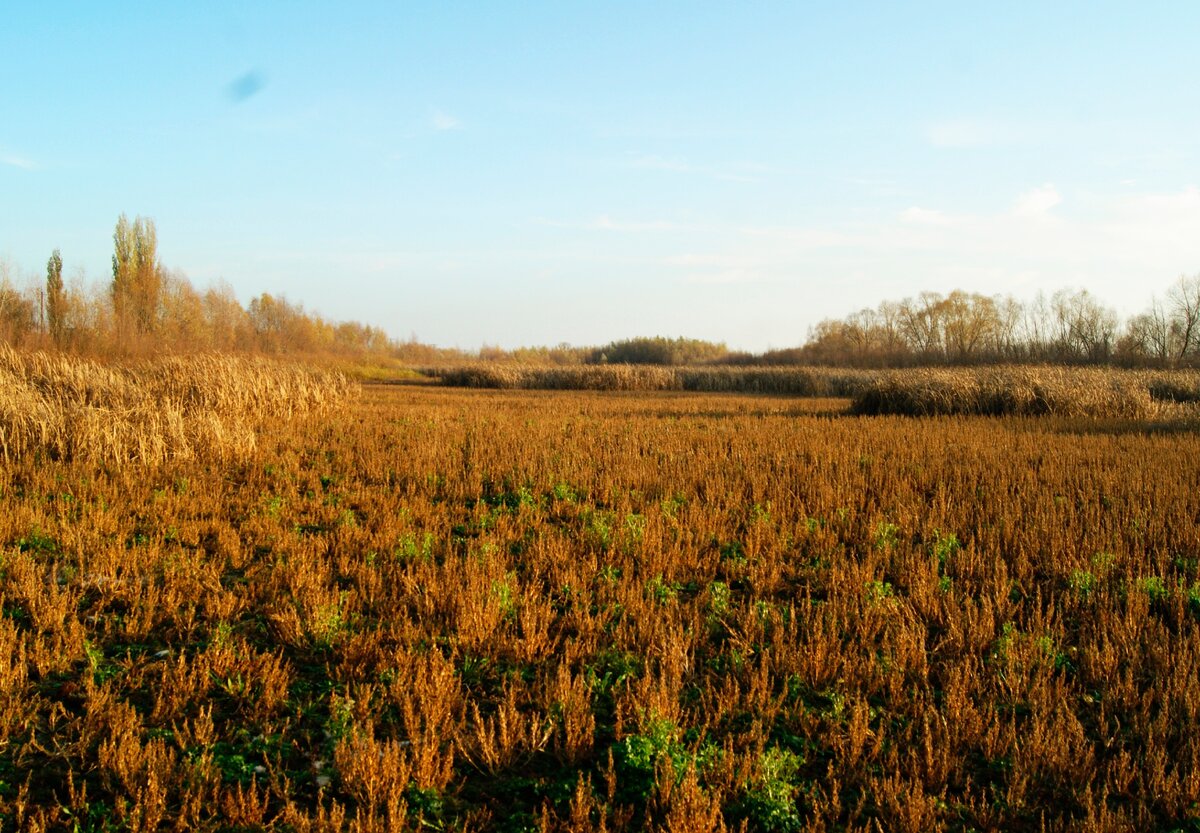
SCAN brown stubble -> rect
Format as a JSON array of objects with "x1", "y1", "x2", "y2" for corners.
[{"x1": 0, "y1": 374, "x2": 1198, "y2": 830}]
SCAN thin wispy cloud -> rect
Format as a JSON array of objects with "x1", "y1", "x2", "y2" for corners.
[
  {"x1": 1113, "y1": 184, "x2": 1200, "y2": 217},
  {"x1": 1, "y1": 151, "x2": 37, "y2": 170},
  {"x1": 681, "y1": 268, "x2": 757, "y2": 285},
  {"x1": 1011, "y1": 183, "x2": 1062, "y2": 216},
  {"x1": 668, "y1": 254, "x2": 761, "y2": 285},
  {"x1": 588, "y1": 215, "x2": 681, "y2": 232},
  {"x1": 844, "y1": 175, "x2": 908, "y2": 198},
  {"x1": 663, "y1": 253, "x2": 726, "y2": 267},
  {"x1": 613, "y1": 182, "x2": 1200, "y2": 330},
  {"x1": 629, "y1": 154, "x2": 693, "y2": 173},
  {"x1": 899, "y1": 206, "x2": 960, "y2": 226},
  {"x1": 924, "y1": 119, "x2": 1027, "y2": 149},
  {"x1": 536, "y1": 215, "x2": 688, "y2": 232},
  {"x1": 1100, "y1": 185, "x2": 1200, "y2": 256},
  {"x1": 431, "y1": 110, "x2": 461, "y2": 131},
  {"x1": 662, "y1": 252, "x2": 791, "y2": 286},
  {"x1": 740, "y1": 226, "x2": 855, "y2": 248},
  {"x1": 625, "y1": 154, "x2": 766, "y2": 182}
]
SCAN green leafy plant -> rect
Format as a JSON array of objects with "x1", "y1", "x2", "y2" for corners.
[
  {"x1": 492, "y1": 573, "x2": 518, "y2": 620},
  {"x1": 1069, "y1": 569, "x2": 1096, "y2": 597},
  {"x1": 584, "y1": 649, "x2": 643, "y2": 697},
  {"x1": 17, "y1": 526, "x2": 58, "y2": 555},
  {"x1": 395, "y1": 531, "x2": 435, "y2": 563},
  {"x1": 583, "y1": 509, "x2": 615, "y2": 550},
  {"x1": 930, "y1": 528, "x2": 960, "y2": 564},
  {"x1": 646, "y1": 574, "x2": 679, "y2": 605},
  {"x1": 615, "y1": 717, "x2": 714, "y2": 803},
  {"x1": 660, "y1": 494, "x2": 687, "y2": 518},
  {"x1": 751, "y1": 501, "x2": 773, "y2": 525},
  {"x1": 623, "y1": 512, "x2": 647, "y2": 547},
  {"x1": 863, "y1": 579, "x2": 894, "y2": 603},
  {"x1": 874, "y1": 521, "x2": 900, "y2": 550},
  {"x1": 719, "y1": 539, "x2": 747, "y2": 566},
  {"x1": 735, "y1": 746, "x2": 805, "y2": 832},
  {"x1": 1137, "y1": 575, "x2": 1169, "y2": 606},
  {"x1": 707, "y1": 580, "x2": 731, "y2": 618},
  {"x1": 551, "y1": 481, "x2": 578, "y2": 503},
  {"x1": 310, "y1": 592, "x2": 350, "y2": 648}
]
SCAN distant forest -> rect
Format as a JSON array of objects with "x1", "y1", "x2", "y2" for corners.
[{"x1": 2, "y1": 215, "x2": 1198, "y2": 368}]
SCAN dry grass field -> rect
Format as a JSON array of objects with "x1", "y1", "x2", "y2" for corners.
[{"x1": 1, "y1": 358, "x2": 1199, "y2": 831}]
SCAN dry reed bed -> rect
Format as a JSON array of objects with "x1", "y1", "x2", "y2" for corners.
[
  {"x1": 0, "y1": 347, "x2": 352, "y2": 466},
  {"x1": 851, "y1": 366, "x2": 1200, "y2": 418},
  {"x1": 426, "y1": 364, "x2": 878, "y2": 397},
  {"x1": 427, "y1": 364, "x2": 1200, "y2": 416},
  {"x1": 1, "y1": 386, "x2": 1199, "y2": 830},
  {"x1": 1141, "y1": 369, "x2": 1200, "y2": 403}
]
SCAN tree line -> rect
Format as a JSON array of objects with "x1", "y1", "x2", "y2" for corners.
[
  {"x1": 1, "y1": 215, "x2": 396, "y2": 358},
  {"x1": 491, "y1": 284, "x2": 1200, "y2": 368},
  {"x1": 2, "y1": 215, "x2": 1198, "y2": 367},
  {"x1": 784, "y1": 282, "x2": 1200, "y2": 367}
]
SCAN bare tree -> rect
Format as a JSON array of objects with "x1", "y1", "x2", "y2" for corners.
[
  {"x1": 1125, "y1": 298, "x2": 1172, "y2": 362},
  {"x1": 993, "y1": 295, "x2": 1024, "y2": 359},
  {"x1": 896, "y1": 292, "x2": 947, "y2": 359},
  {"x1": 1051, "y1": 288, "x2": 1118, "y2": 363},
  {"x1": 941, "y1": 291, "x2": 1001, "y2": 362},
  {"x1": 1166, "y1": 274, "x2": 1200, "y2": 361}
]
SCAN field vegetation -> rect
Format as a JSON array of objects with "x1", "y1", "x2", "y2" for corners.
[{"x1": 0, "y1": 354, "x2": 1198, "y2": 831}]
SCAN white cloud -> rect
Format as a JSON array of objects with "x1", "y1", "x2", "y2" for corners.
[
  {"x1": 1098, "y1": 186, "x2": 1200, "y2": 261},
  {"x1": 536, "y1": 215, "x2": 686, "y2": 232},
  {"x1": 926, "y1": 120, "x2": 997, "y2": 148},
  {"x1": 740, "y1": 226, "x2": 855, "y2": 248},
  {"x1": 1011, "y1": 183, "x2": 1062, "y2": 216},
  {"x1": 682, "y1": 268, "x2": 757, "y2": 285},
  {"x1": 1112, "y1": 185, "x2": 1200, "y2": 218},
  {"x1": 899, "y1": 206, "x2": 959, "y2": 226},
  {"x1": 640, "y1": 184, "x2": 1200, "y2": 323},
  {"x1": 660, "y1": 252, "x2": 755, "y2": 284},
  {"x1": 431, "y1": 110, "x2": 461, "y2": 131},
  {"x1": 663, "y1": 253, "x2": 724, "y2": 266},
  {"x1": 667, "y1": 255, "x2": 761, "y2": 285},
  {"x1": 924, "y1": 119, "x2": 1029, "y2": 149},
  {"x1": 628, "y1": 154, "x2": 693, "y2": 173},
  {"x1": 625, "y1": 154, "x2": 767, "y2": 182},
  {"x1": 1, "y1": 152, "x2": 36, "y2": 170},
  {"x1": 589, "y1": 215, "x2": 681, "y2": 232}
]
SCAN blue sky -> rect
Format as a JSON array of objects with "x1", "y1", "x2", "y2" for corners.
[{"x1": 3, "y1": 2, "x2": 1199, "y2": 350}]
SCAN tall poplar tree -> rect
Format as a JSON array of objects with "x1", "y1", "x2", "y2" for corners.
[
  {"x1": 111, "y1": 214, "x2": 163, "y2": 339},
  {"x1": 46, "y1": 248, "x2": 65, "y2": 345}
]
